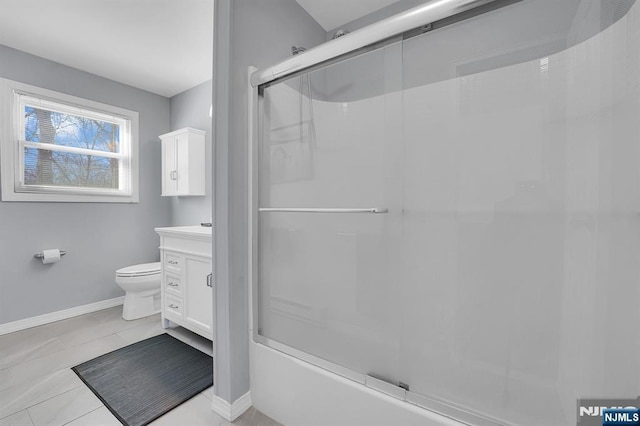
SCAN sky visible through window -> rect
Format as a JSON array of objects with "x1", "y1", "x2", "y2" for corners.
[{"x1": 23, "y1": 106, "x2": 121, "y2": 189}]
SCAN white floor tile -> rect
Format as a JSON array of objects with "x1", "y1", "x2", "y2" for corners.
[
  {"x1": 0, "y1": 369, "x2": 82, "y2": 419},
  {"x1": 0, "y1": 369, "x2": 14, "y2": 392},
  {"x1": 0, "y1": 322, "x2": 56, "y2": 347},
  {"x1": 149, "y1": 394, "x2": 226, "y2": 426},
  {"x1": 0, "y1": 336, "x2": 67, "y2": 370},
  {"x1": 55, "y1": 311, "x2": 157, "y2": 349},
  {"x1": 9, "y1": 334, "x2": 127, "y2": 385},
  {"x1": 28, "y1": 386, "x2": 102, "y2": 426},
  {"x1": 221, "y1": 407, "x2": 283, "y2": 426},
  {"x1": 32, "y1": 315, "x2": 99, "y2": 341},
  {"x1": 0, "y1": 411, "x2": 33, "y2": 426},
  {"x1": 0, "y1": 313, "x2": 106, "y2": 360},
  {"x1": 85, "y1": 307, "x2": 126, "y2": 323},
  {"x1": 201, "y1": 386, "x2": 214, "y2": 400},
  {"x1": 63, "y1": 407, "x2": 120, "y2": 426},
  {"x1": 116, "y1": 319, "x2": 165, "y2": 344}
]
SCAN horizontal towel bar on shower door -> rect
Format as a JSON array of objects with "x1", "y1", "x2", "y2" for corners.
[{"x1": 259, "y1": 208, "x2": 389, "y2": 214}]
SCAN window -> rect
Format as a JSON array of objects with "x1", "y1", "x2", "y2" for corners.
[{"x1": 0, "y1": 78, "x2": 139, "y2": 202}]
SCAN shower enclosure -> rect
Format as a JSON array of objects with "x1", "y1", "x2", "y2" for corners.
[{"x1": 251, "y1": 0, "x2": 640, "y2": 424}]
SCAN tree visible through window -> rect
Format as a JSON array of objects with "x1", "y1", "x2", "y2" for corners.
[{"x1": 23, "y1": 105, "x2": 122, "y2": 189}]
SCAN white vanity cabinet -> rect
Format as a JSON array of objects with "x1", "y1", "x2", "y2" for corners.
[
  {"x1": 155, "y1": 226, "x2": 213, "y2": 340},
  {"x1": 158, "y1": 127, "x2": 205, "y2": 197}
]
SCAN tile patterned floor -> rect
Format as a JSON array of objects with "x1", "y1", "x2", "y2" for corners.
[{"x1": 0, "y1": 307, "x2": 281, "y2": 426}]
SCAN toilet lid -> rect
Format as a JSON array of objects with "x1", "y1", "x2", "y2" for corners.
[{"x1": 116, "y1": 262, "x2": 161, "y2": 277}]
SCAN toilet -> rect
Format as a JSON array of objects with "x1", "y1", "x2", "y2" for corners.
[{"x1": 115, "y1": 262, "x2": 162, "y2": 320}]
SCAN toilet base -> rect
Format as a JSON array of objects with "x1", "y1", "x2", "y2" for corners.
[{"x1": 122, "y1": 290, "x2": 161, "y2": 320}]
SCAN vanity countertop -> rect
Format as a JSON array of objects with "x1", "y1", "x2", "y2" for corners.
[{"x1": 155, "y1": 225, "x2": 212, "y2": 238}]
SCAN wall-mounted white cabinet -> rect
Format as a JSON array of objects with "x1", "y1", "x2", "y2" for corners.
[{"x1": 159, "y1": 127, "x2": 205, "y2": 196}]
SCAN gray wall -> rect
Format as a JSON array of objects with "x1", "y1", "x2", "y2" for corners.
[
  {"x1": 213, "y1": 0, "x2": 326, "y2": 404},
  {"x1": 169, "y1": 80, "x2": 213, "y2": 226},
  {"x1": 0, "y1": 45, "x2": 171, "y2": 325}
]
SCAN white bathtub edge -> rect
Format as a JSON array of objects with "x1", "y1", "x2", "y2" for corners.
[{"x1": 250, "y1": 340, "x2": 466, "y2": 426}]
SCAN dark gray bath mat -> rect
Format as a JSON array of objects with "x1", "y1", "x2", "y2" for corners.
[{"x1": 72, "y1": 333, "x2": 213, "y2": 426}]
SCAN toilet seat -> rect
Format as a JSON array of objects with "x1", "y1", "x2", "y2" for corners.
[{"x1": 116, "y1": 262, "x2": 161, "y2": 278}]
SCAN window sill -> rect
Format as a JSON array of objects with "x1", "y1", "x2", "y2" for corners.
[{"x1": 1, "y1": 190, "x2": 139, "y2": 203}]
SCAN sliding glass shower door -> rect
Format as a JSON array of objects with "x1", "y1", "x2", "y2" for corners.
[
  {"x1": 399, "y1": 15, "x2": 568, "y2": 426},
  {"x1": 257, "y1": 41, "x2": 406, "y2": 382},
  {"x1": 255, "y1": 1, "x2": 640, "y2": 424},
  {"x1": 397, "y1": 1, "x2": 640, "y2": 424}
]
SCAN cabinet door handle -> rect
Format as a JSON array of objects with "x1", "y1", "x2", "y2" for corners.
[
  {"x1": 169, "y1": 304, "x2": 179, "y2": 309},
  {"x1": 168, "y1": 282, "x2": 178, "y2": 287},
  {"x1": 168, "y1": 260, "x2": 178, "y2": 265},
  {"x1": 170, "y1": 170, "x2": 178, "y2": 181},
  {"x1": 207, "y1": 273, "x2": 213, "y2": 288}
]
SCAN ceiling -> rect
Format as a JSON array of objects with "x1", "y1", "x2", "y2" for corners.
[
  {"x1": 296, "y1": 0, "x2": 401, "y2": 30},
  {"x1": 0, "y1": 0, "x2": 213, "y2": 98},
  {"x1": 0, "y1": 0, "x2": 399, "y2": 98}
]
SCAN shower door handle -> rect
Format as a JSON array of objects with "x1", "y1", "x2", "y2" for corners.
[{"x1": 259, "y1": 208, "x2": 389, "y2": 214}]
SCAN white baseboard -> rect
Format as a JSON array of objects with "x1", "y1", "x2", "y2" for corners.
[
  {"x1": 211, "y1": 391, "x2": 252, "y2": 422},
  {"x1": 0, "y1": 296, "x2": 125, "y2": 336}
]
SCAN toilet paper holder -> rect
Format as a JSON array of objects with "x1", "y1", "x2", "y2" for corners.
[{"x1": 34, "y1": 250, "x2": 67, "y2": 259}]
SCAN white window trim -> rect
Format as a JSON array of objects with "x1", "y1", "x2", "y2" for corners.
[{"x1": 0, "y1": 78, "x2": 139, "y2": 203}]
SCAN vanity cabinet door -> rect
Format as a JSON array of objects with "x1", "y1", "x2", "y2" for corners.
[{"x1": 183, "y1": 255, "x2": 213, "y2": 336}]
